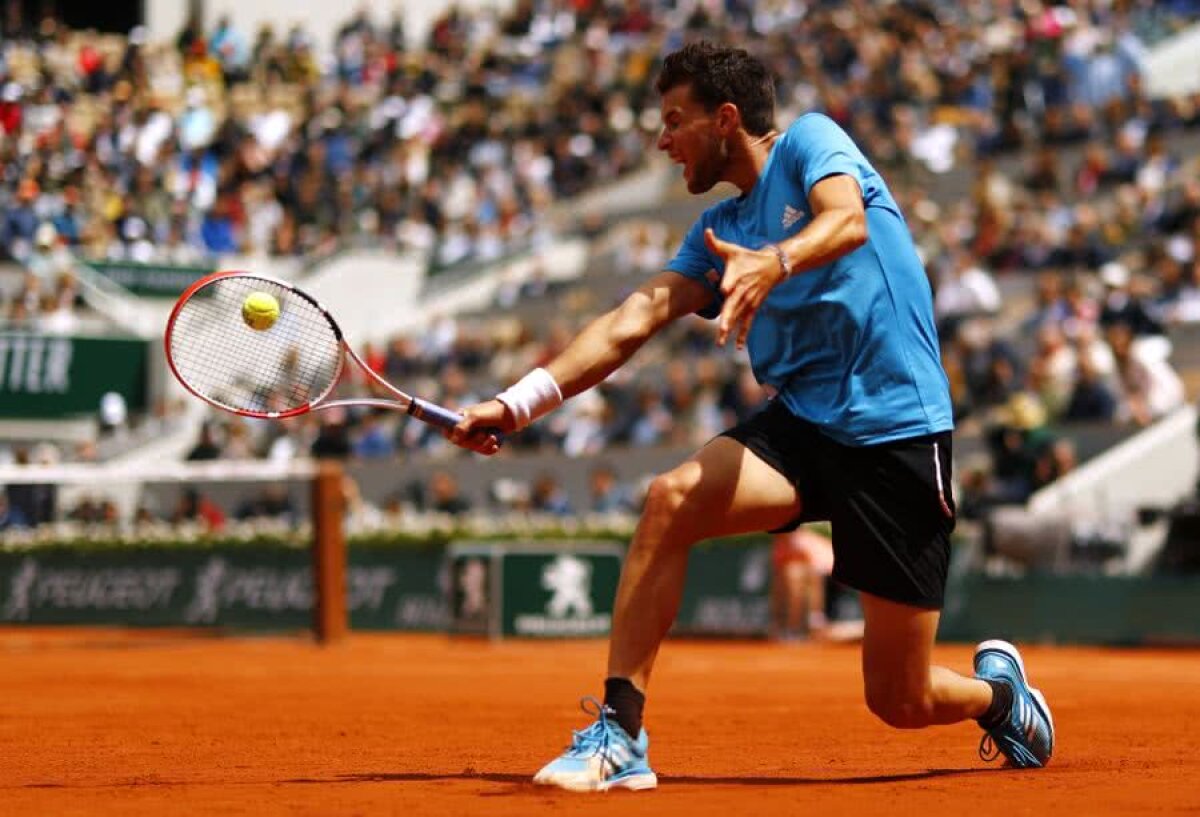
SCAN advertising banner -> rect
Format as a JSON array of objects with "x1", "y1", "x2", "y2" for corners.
[{"x1": 0, "y1": 334, "x2": 148, "y2": 418}]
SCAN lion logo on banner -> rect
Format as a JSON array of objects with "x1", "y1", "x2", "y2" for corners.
[{"x1": 542, "y1": 554, "x2": 593, "y2": 619}]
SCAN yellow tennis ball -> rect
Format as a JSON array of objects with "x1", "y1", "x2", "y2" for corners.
[{"x1": 242, "y1": 291, "x2": 280, "y2": 331}]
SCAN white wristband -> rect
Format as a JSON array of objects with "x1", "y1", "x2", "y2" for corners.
[{"x1": 496, "y1": 368, "x2": 563, "y2": 430}]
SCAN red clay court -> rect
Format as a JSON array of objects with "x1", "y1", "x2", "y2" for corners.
[{"x1": 1, "y1": 629, "x2": 1196, "y2": 816}]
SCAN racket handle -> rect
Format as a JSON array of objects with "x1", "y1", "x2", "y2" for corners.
[
  {"x1": 408, "y1": 398, "x2": 506, "y2": 446},
  {"x1": 407, "y1": 398, "x2": 462, "y2": 429}
]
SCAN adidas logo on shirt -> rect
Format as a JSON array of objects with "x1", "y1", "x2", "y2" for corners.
[{"x1": 782, "y1": 204, "x2": 806, "y2": 229}]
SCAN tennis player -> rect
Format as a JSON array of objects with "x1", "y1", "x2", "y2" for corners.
[{"x1": 450, "y1": 41, "x2": 1053, "y2": 790}]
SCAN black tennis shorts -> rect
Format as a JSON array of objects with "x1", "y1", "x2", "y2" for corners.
[{"x1": 721, "y1": 400, "x2": 955, "y2": 609}]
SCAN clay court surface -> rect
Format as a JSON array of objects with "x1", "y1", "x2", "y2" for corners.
[{"x1": 0, "y1": 629, "x2": 1196, "y2": 816}]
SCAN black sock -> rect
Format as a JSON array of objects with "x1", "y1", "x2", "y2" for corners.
[
  {"x1": 977, "y1": 679, "x2": 1013, "y2": 730},
  {"x1": 603, "y1": 677, "x2": 645, "y2": 738}
]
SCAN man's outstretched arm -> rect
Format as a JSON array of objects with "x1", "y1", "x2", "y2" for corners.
[{"x1": 448, "y1": 271, "x2": 713, "y2": 454}]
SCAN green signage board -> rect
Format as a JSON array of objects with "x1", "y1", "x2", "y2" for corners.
[
  {"x1": 0, "y1": 547, "x2": 447, "y2": 631},
  {"x1": 0, "y1": 333, "x2": 149, "y2": 418},
  {"x1": 675, "y1": 539, "x2": 773, "y2": 636},
  {"x1": 939, "y1": 573, "x2": 1200, "y2": 645},
  {"x1": 448, "y1": 542, "x2": 623, "y2": 638},
  {"x1": 502, "y1": 550, "x2": 622, "y2": 637},
  {"x1": 6, "y1": 541, "x2": 1200, "y2": 645},
  {"x1": 88, "y1": 261, "x2": 211, "y2": 298},
  {"x1": 350, "y1": 547, "x2": 448, "y2": 631}
]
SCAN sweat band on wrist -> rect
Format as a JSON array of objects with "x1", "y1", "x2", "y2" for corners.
[
  {"x1": 764, "y1": 243, "x2": 793, "y2": 279},
  {"x1": 496, "y1": 367, "x2": 563, "y2": 430}
]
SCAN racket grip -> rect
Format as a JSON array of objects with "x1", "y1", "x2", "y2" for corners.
[
  {"x1": 408, "y1": 398, "x2": 506, "y2": 446},
  {"x1": 407, "y1": 398, "x2": 462, "y2": 429}
]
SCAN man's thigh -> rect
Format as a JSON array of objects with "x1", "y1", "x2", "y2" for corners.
[{"x1": 663, "y1": 435, "x2": 803, "y2": 539}]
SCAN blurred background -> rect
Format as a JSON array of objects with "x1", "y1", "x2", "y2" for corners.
[{"x1": 2, "y1": 0, "x2": 1200, "y2": 643}]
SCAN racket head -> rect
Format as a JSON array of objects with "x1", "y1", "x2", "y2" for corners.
[{"x1": 165, "y1": 270, "x2": 345, "y2": 419}]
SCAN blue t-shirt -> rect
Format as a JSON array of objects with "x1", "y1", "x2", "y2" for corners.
[{"x1": 666, "y1": 113, "x2": 952, "y2": 446}]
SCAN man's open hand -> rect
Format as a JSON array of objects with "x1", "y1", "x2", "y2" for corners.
[{"x1": 705, "y1": 228, "x2": 787, "y2": 349}]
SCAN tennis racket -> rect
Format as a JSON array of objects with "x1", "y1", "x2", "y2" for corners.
[{"x1": 165, "y1": 270, "x2": 484, "y2": 435}]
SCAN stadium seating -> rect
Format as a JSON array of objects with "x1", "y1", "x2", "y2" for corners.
[{"x1": 3, "y1": 4, "x2": 1200, "y2": 574}]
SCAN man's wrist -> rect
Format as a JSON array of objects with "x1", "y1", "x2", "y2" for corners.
[
  {"x1": 495, "y1": 368, "x2": 563, "y2": 430},
  {"x1": 764, "y1": 242, "x2": 794, "y2": 280}
]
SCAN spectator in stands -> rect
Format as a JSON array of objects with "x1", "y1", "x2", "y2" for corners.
[
  {"x1": 1028, "y1": 323, "x2": 1078, "y2": 420},
  {"x1": 1047, "y1": 221, "x2": 1111, "y2": 270},
  {"x1": 210, "y1": 15, "x2": 251, "y2": 85},
  {"x1": 1107, "y1": 321, "x2": 1186, "y2": 426},
  {"x1": 98, "y1": 392, "x2": 128, "y2": 437},
  {"x1": 133, "y1": 505, "x2": 161, "y2": 528},
  {"x1": 185, "y1": 423, "x2": 223, "y2": 461},
  {"x1": 200, "y1": 193, "x2": 239, "y2": 255},
  {"x1": 615, "y1": 222, "x2": 671, "y2": 277},
  {"x1": 25, "y1": 223, "x2": 74, "y2": 283},
  {"x1": 311, "y1": 410, "x2": 353, "y2": 460},
  {"x1": 171, "y1": 488, "x2": 225, "y2": 531},
  {"x1": 66, "y1": 496, "x2": 100, "y2": 524},
  {"x1": 265, "y1": 417, "x2": 311, "y2": 463},
  {"x1": 0, "y1": 81, "x2": 22, "y2": 134},
  {"x1": 1153, "y1": 254, "x2": 1190, "y2": 322},
  {"x1": 1029, "y1": 438, "x2": 1078, "y2": 495},
  {"x1": 427, "y1": 470, "x2": 471, "y2": 516},
  {"x1": 222, "y1": 420, "x2": 257, "y2": 459},
  {"x1": 933, "y1": 248, "x2": 1002, "y2": 334},
  {"x1": 1064, "y1": 352, "x2": 1120, "y2": 422},
  {"x1": 531, "y1": 473, "x2": 573, "y2": 516},
  {"x1": 986, "y1": 392, "x2": 1056, "y2": 504},
  {"x1": 1098, "y1": 261, "x2": 1166, "y2": 337},
  {"x1": 1060, "y1": 274, "x2": 1103, "y2": 341},
  {"x1": 1024, "y1": 146, "x2": 1063, "y2": 194},
  {"x1": 770, "y1": 526, "x2": 834, "y2": 641},
  {"x1": 352, "y1": 412, "x2": 397, "y2": 459},
  {"x1": 0, "y1": 491, "x2": 30, "y2": 532},
  {"x1": 4, "y1": 448, "x2": 56, "y2": 526},
  {"x1": 234, "y1": 484, "x2": 296, "y2": 523},
  {"x1": 626, "y1": 385, "x2": 674, "y2": 447},
  {"x1": 1023, "y1": 271, "x2": 1072, "y2": 333},
  {"x1": 344, "y1": 474, "x2": 391, "y2": 529},
  {"x1": 3, "y1": 178, "x2": 40, "y2": 262},
  {"x1": 953, "y1": 318, "x2": 1022, "y2": 413},
  {"x1": 719, "y1": 363, "x2": 769, "y2": 423},
  {"x1": 553, "y1": 390, "x2": 610, "y2": 458},
  {"x1": 588, "y1": 463, "x2": 638, "y2": 514}
]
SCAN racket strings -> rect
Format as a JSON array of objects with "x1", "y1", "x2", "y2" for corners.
[{"x1": 169, "y1": 277, "x2": 342, "y2": 415}]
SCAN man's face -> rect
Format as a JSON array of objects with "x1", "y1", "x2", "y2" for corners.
[{"x1": 657, "y1": 83, "x2": 726, "y2": 194}]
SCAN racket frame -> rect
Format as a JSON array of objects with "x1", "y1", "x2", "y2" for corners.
[{"x1": 165, "y1": 270, "x2": 464, "y2": 430}]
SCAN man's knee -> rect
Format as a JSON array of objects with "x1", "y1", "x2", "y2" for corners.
[
  {"x1": 864, "y1": 684, "x2": 935, "y2": 730},
  {"x1": 641, "y1": 467, "x2": 703, "y2": 536}
]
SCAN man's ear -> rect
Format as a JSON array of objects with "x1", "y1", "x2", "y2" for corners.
[{"x1": 715, "y1": 102, "x2": 740, "y2": 136}]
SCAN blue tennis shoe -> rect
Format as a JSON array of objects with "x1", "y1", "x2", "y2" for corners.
[
  {"x1": 975, "y1": 640, "x2": 1055, "y2": 768},
  {"x1": 533, "y1": 697, "x2": 658, "y2": 791}
]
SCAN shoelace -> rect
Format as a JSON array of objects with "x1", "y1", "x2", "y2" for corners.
[{"x1": 564, "y1": 696, "x2": 617, "y2": 759}]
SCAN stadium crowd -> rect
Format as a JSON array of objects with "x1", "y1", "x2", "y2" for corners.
[
  {"x1": 3, "y1": 2, "x2": 1198, "y2": 273},
  {"x1": 3, "y1": 1, "x2": 1200, "y2": 527},
  {"x1": 0, "y1": 0, "x2": 668, "y2": 276}
]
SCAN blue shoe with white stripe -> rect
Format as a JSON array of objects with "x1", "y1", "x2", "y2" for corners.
[
  {"x1": 975, "y1": 640, "x2": 1055, "y2": 768},
  {"x1": 533, "y1": 697, "x2": 658, "y2": 791}
]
